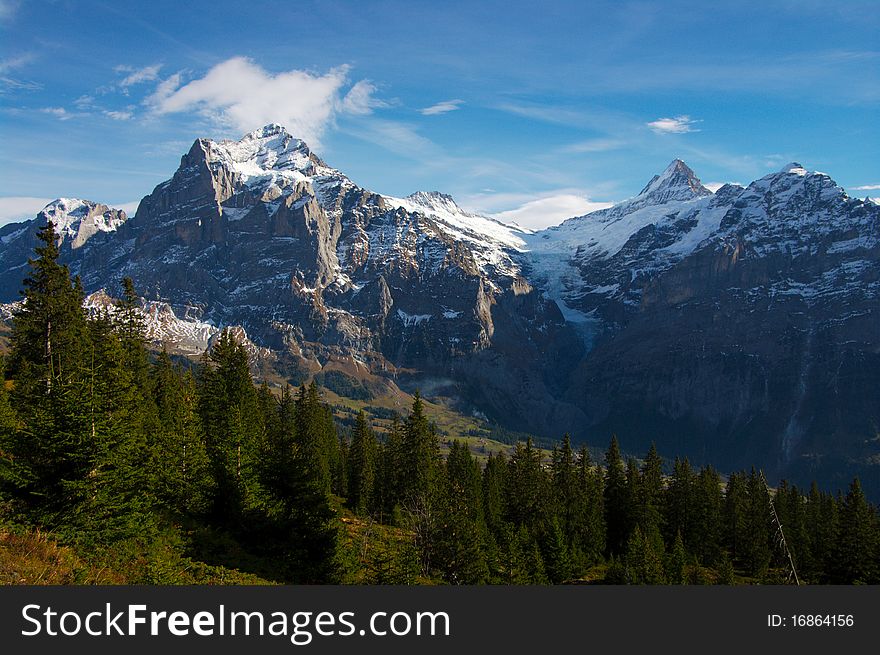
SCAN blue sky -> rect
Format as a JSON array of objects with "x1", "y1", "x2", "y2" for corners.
[{"x1": 1, "y1": 0, "x2": 878, "y2": 228}]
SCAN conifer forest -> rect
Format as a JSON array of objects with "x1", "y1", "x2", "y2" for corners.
[{"x1": 1, "y1": 222, "x2": 878, "y2": 585}]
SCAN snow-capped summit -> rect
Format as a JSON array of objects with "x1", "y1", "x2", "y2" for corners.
[
  {"x1": 636, "y1": 159, "x2": 713, "y2": 205},
  {"x1": 405, "y1": 190, "x2": 465, "y2": 216},
  {"x1": 39, "y1": 198, "x2": 127, "y2": 249},
  {"x1": 202, "y1": 123, "x2": 327, "y2": 181},
  {"x1": 779, "y1": 162, "x2": 808, "y2": 175}
]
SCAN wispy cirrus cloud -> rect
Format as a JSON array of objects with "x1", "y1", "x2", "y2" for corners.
[
  {"x1": 420, "y1": 99, "x2": 463, "y2": 116},
  {"x1": 561, "y1": 138, "x2": 626, "y2": 153},
  {"x1": 852, "y1": 183, "x2": 880, "y2": 191},
  {"x1": 104, "y1": 109, "x2": 134, "y2": 120},
  {"x1": 0, "y1": 52, "x2": 40, "y2": 92},
  {"x1": 147, "y1": 57, "x2": 383, "y2": 147},
  {"x1": 115, "y1": 63, "x2": 162, "y2": 90},
  {"x1": 40, "y1": 107, "x2": 74, "y2": 120},
  {"x1": 647, "y1": 115, "x2": 700, "y2": 134},
  {"x1": 340, "y1": 80, "x2": 388, "y2": 115}
]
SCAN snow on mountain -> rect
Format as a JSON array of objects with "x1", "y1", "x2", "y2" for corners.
[
  {"x1": 383, "y1": 190, "x2": 529, "y2": 278},
  {"x1": 521, "y1": 160, "x2": 716, "y2": 318},
  {"x1": 521, "y1": 158, "x2": 879, "y2": 325},
  {"x1": 39, "y1": 198, "x2": 127, "y2": 249}
]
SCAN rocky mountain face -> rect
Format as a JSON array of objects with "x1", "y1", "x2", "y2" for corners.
[
  {"x1": 1, "y1": 126, "x2": 877, "y2": 495},
  {"x1": 527, "y1": 161, "x2": 879, "y2": 493},
  {"x1": 0, "y1": 124, "x2": 584, "y2": 435}
]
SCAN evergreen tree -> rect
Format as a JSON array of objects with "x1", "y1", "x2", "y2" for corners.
[
  {"x1": 604, "y1": 435, "x2": 629, "y2": 555},
  {"x1": 505, "y1": 438, "x2": 548, "y2": 534},
  {"x1": 664, "y1": 457, "x2": 694, "y2": 548},
  {"x1": 831, "y1": 478, "x2": 880, "y2": 584},
  {"x1": 2, "y1": 222, "x2": 94, "y2": 528},
  {"x1": 543, "y1": 515, "x2": 573, "y2": 583},
  {"x1": 259, "y1": 383, "x2": 338, "y2": 582},
  {"x1": 576, "y1": 446, "x2": 605, "y2": 564},
  {"x1": 691, "y1": 466, "x2": 723, "y2": 565},
  {"x1": 624, "y1": 525, "x2": 666, "y2": 584},
  {"x1": 638, "y1": 443, "x2": 664, "y2": 541},
  {"x1": 804, "y1": 481, "x2": 838, "y2": 582},
  {"x1": 199, "y1": 330, "x2": 261, "y2": 520},
  {"x1": 740, "y1": 469, "x2": 772, "y2": 578},
  {"x1": 723, "y1": 471, "x2": 748, "y2": 566},
  {"x1": 665, "y1": 531, "x2": 688, "y2": 585},
  {"x1": 433, "y1": 441, "x2": 488, "y2": 584},
  {"x1": 150, "y1": 351, "x2": 212, "y2": 514},
  {"x1": 347, "y1": 411, "x2": 377, "y2": 516},
  {"x1": 482, "y1": 451, "x2": 507, "y2": 537}
]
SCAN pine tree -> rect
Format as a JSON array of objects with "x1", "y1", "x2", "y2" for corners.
[
  {"x1": 664, "y1": 457, "x2": 694, "y2": 549},
  {"x1": 505, "y1": 438, "x2": 548, "y2": 534},
  {"x1": 433, "y1": 441, "x2": 488, "y2": 584},
  {"x1": 399, "y1": 392, "x2": 439, "y2": 505},
  {"x1": 150, "y1": 351, "x2": 212, "y2": 514},
  {"x1": 576, "y1": 446, "x2": 606, "y2": 564},
  {"x1": 347, "y1": 410, "x2": 377, "y2": 516},
  {"x1": 2, "y1": 221, "x2": 94, "y2": 528},
  {"x1": 740, "y1": 469, "x2": 772, "y2": 578},
  {"x1": 259, "y1": 383, "x2": 338, "y2": 583},
  {"x1": 638, "y1": 443, "x2": 664, "y2": 540},
  {"x1": 665, "y1": 531, "x2": 688, "y2": 585},
  {"x1": 804, "y1": 481, "x2": 838, "y2": 582},
  {"x1": 723, "y1": 471, "x2": 748, "y2": 565},
  {"x1": 199, "y1": 329, "x2": 261, "y2": 520},
  {"x1": 543, "y1": 515, "x2": 573, "y2": 583},
  {"x1": 691, "y1": 465, "x2": 723, "y2": 565},
  {"x1": 482, "y1": 451, "x2": 507, "y2": 537},
  {"x1": 624, "y1": 525, "x2": 666, "y2": 584},
  {"x1": 831, "y1": 478, "x2": 880, "y2": 584},
  {"x1": 604, "y1": 435, "x2": 629, "y2": 555}
]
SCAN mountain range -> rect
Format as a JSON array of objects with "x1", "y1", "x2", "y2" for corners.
[{"x1": 1, "y1": 124, "x2": 878, "y2": 496}]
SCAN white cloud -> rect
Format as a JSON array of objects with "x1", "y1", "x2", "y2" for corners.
[
  {"x1": 561, "y1": 138, "x2": 624, "y2": 153},
  {"x1": 116, "y1": 64, "x2": 162, "y2": 89},
  {"x1": 420, "y1": 99, "x2": 463, "y2": 116},
  {"x1": 852, "y1": 183, "x2": 880, "y2": 190},
  {"x1": 340, "y1": 80, "x2": 385, "y2": 115},
  {"x1": 40, "y1": 107, "x2": 73, "y2": 120},
  {"x1": 0, "y1": 53, "x2": 30, "y2": 74},
  {"x1": 148, "y1": 57, "x2": 370, "y2": 147},
  {"x1": 0, "y1": 196, "x2": 52, "y2": 226},
  {"x1": 104, "y1": 109, "x2": 133, "y2": 120},
  {"x1": 647, "y1": 115, "x2": 700, "y2": 134},
  {"x1": 466, "y1": 192, "x2": 613, "y2": 230}
]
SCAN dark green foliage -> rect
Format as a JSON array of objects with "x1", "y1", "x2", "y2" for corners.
[
  {"x1": 150, "y1": 351, "x2": 212, "y2": 514},
  {"x1": 831, "y1": 478, "x2": 880, "y2": 583},
  {"x1": 2, "y1": 227, "x2": 876, "y2": 585},
  {"x1": 347, "y1": 411, "x2": 377, "y2": 516},
  {"x1": 314, "y1": 370, "x2": 374, "y2": 401},
  {"x1": 432, "y1": 441, "x2": 488, "y2": 584},
  {"x1": 603, "y1": 435, "x2": 629, "y2": 555}
]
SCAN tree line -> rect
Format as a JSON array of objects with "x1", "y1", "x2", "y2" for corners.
[{"x1": 1, "y1": 221, "x2": 878, "y2": 584}]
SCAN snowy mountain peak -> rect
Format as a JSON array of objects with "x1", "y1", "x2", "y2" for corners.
[
  {"x1": 637, "y1": 159, "x2": 712, "y2": 201},
  {"x1": 202, "y1": 123, "x2": 324, "y2": 180},
  {"x1": 38, "y1": 198, "x2": 127, "y2": 250},
  {"x1": 405, "y1": 190, "x2": 465, "y2": 215},
  {"x1": 779, "y1": 162, "x2": 807, "y2": 175}
]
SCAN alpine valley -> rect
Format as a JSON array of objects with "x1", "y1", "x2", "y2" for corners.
[{"x1": 1, "y1": 124, "x2": 878, "y2": 497}]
